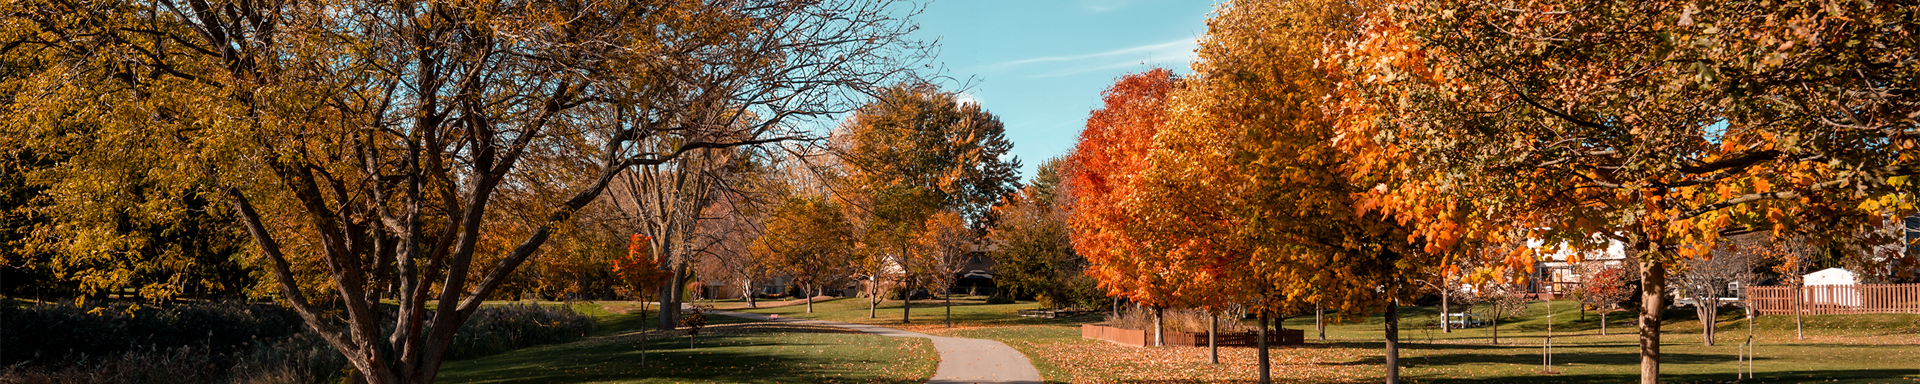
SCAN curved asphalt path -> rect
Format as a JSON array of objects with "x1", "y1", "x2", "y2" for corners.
[{"x1": 712, "y1": 310, "x2": 1043, "y2": 384}]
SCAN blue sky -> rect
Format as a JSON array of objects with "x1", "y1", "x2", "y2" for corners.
[{"x1": 909, "y1": 0, "x2": 1217, "y2": 181}]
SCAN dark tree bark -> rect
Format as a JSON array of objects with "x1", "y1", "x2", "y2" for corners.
[
  {"x1": 1257, "y1": 312, "x2": 1271, "y2": 384},
  {"x1": 1208, "y1": 311, "x2": 1218, "y2": 364},
  {"x1": 1386, "y1": 300, "x2": 1401, "y2": 384}
]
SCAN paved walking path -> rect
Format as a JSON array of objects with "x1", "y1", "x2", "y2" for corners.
[{"x1": 713, "y1": 310, "x2": 1043, "y2": 384}]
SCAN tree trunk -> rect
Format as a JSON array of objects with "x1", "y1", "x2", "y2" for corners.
[
  {"x1": 1698, "y1": 303, "x2": 1713, "y2": 346},
  {"x1": 1639, "y1": 260, "x2": 1666, "y2": 384},
  {"x1": 903, "y1": 282, "x2": 912, "y2": 323},
  {"x1": 1316, "y1": 303, "x2": 1327, "y2": 340},
  {"x1": 744, "y1": 280, "x2": 757, "y2": 309},
  {"x1": 870, "y1": 278, "x2": 879, "y2": 319},
  {"x1": 660, "y1": 265, "x2": 688, "y2": 331},
  {"x1": 1491, "y1": 307, "x2": 1500, "y2": 345},
  {"x1": 1208, "y1": 311, "x2": 1219, "y2": 364},
  {"x1": 806, "y1": 283, "x2": 815, "y2": 314},
  {"x1": 1794, "y1": 283, "x2": 1804, "y2": 339},
  {"x1": 1601, "y1": 310, "x2": 1608, "y2": 336},
  {"x1": 1386, "y1": 301, "x2": 1401, "y2": 384},
  {"x1": 1440, "y1": 293, "x2": 1450, "y2": 333},
  {"x1": 1152, "y1": 307, "x2": 1164, "y2": 347},
  {"x1": 1257, "y1": 311, "x2": 1270, "y2": 384},
  {"x1": 945, "y1": 292, "x2": 952, "y2": 328}
]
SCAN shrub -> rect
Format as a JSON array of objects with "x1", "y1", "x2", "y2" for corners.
[
  {"x1": 1, "y1": 300, "x2": 592, "y2": 383},
  {"x1": 885, "y1": 289, "x2": 932, "y2": 301},
  {"x1": 0, "y1": 299, "x2": 303, "y2": 366},
  {"x1": 985, "y1": 295, "x2": 1015, "y2": 304},
  {"x1": 445, "y1": 304, "x2": 597, "y2": 360},
  {"x1": 226, "y1": 332, "x2": 351, "y2": 384},
  {"x1": 0, "y1": 332, "x2": 348, "y2": 384}
]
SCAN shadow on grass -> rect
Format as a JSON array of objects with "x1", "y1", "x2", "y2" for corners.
[
  {"x1": 1397, "y1": 369, "x2": 1920, "y2": 384},
  {"x1": 1087, "y1": 368, "x2": 1920, "y2": 384}
]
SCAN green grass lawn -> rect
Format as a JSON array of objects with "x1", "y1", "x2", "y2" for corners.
[
  {"x1": 1291, "y1": 300, "x2": 1920, "y2": 383},
  {"x1": 436, "y1": 302, "x2": 938, "y2": 383},
  {"x1": 440, "y1": 297, "x2": 1920, "y2": 383},
  {"x1": 910, "y1": 299, "x2": 1920, "y2": 383}
]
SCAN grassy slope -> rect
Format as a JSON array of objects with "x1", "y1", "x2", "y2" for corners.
[{"x1": 436, "y1": 302, "x2": 938, "y2": 383}]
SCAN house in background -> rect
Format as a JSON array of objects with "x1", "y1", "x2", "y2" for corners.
[
  {"x1": 1526, "y1": 236, "x2": 1632, "y2": 300},
  {"x1": 950, "y1": 249, "x2": 998, "y2": 296},
  {"x1": 852, "y1": 242, "x2": 1001, "y2": 298}
]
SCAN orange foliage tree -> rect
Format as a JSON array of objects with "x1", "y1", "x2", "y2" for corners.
[
  {"x1": 1142, "y1": 1, "x2": 1445, "y2": 382},
  {"x1": 752, "y1": 195, "x2": 854, "y2": 313},
  {"x1": 1328, "y1": 0, "x2": 1920, "y2": 381},
  {"x1": 613, "y1": 234, "x2": 673, "y2": 320},
  {"x1": 1064, "y1": 68, "x2": 1194, "y2": 346}
]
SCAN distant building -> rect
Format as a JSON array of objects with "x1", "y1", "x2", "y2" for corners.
[
  {"x1": 1803, "y1": 267, "x2": 1862, "y2": 306},
  {"x1": 951, "y1": 250, "x2": 998, "y2": 295},
  {"x1": 1526, "y1": 236, "x2": 1632, "y2": 299}
]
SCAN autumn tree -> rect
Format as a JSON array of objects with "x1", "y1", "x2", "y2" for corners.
[
  {"x1": 1330, "y1": 0, "x2": 1920, "y2": 381},
  {"x1": 1065, "y1": 69, "x2": 1188, "y2": 348},
  {"x1": 0, "y1": 121, "x2": 253, "y2": 303},
  {"x1": 1580, "y1": 266, "x2": 1634, "y2": 336},
  {"x1": 0, "y1": 1, "x2": 927, "y2": 383},
  {"x1": 1419, "y1": 259, "x2": 1476, "y2": 334},
  {"x1": 614, "y1": 235, "x2": 673, "y2": 320},
  {"x1": 913, "y1": 210, "x2": 974, "y2": 326},
  {"x1": 1755, "y1": 236, "x2": 1822, "y2": 338},
  {"x1": 1476, "y1": 282, "x2": 1531, "y2": 345},
  {"x1": 753, "y1": 195, "x2": 854, "y2": 313},
  {"x1": 695, "y1": 186, "x2": 776, "y2": 309},
  {"x1": 1676, "y1": 238, "x2": 1763, "y2": 346},
  {"x1": 605, "y1": 131, "x2": 761, "y2": 327},
  {"x1": 1137, "y1": 0, "x2": 1440, "y2": 382},
  {"x1": 989, "y1": 158, "x2": 1098, "y2": 309},
  {"x1": 836, "y1": 83, "x2": 1019, "y2": 323},
  {"x1": 8, "y1": 164, "x2": 254, "y2": 303}
]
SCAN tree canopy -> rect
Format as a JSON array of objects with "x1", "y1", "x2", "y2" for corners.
[{"x1": 1, "y1": 1, "x2": 927, "y2": 382}]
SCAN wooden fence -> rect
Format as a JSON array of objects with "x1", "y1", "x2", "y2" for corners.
[{"x1": 1745, "y1": 284, "x2": 1920, "y2": 315}]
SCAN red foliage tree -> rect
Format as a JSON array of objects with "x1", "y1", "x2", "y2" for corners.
[
  {"x1": 1581, "y1": 267, "x2": 1633, "y2": 336},
  {"x1": 1064, "y1": 69, "x2": 1190, "y2": 325},
  {"x1": 613, "y1": 234, "x2": 673, "y2": 314}
]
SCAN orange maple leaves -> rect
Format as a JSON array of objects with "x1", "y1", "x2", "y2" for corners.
[
  {"x1": 1065, "y1": 68, "x2": 1186, "y2": 309},
  {"x1": 612, "y1": 234, "x2": 671, "y2": 298}
]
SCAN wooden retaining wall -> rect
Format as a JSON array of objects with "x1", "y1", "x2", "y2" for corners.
[{"x1": 1082, "y1": 324, "x2": 1304, "y2": 347}]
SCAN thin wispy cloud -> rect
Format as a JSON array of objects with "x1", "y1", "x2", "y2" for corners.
[
  {"x1": 983, "y1": 38, "x2": 1196, "y2": 71},
  {"x1": 1029, "y1": 49, "x2": 1195, "y2": 78},
  {"x1": 1079, "y1": 0, "x2": 1136, "y2": 13}
]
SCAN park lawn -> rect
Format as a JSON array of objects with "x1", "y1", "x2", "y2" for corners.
[
  {"x1": 932, "y1": 300, "x2": 1920, "y2": 384},
  {"x1": 1286, "y1": 300, "x2": 1920, "y2": 344},
  {"x1": 933, "y1": 324, "x2": 1383, "y2": 384},
  {"x1": 1295, "y1": 300, "x2": 1920, "y2": 383},
  {"x1": 437, "y1": 314, "x2": 937, "y2": 384}
]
